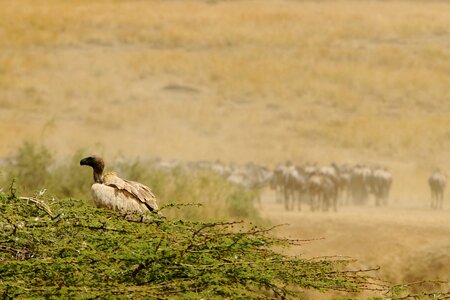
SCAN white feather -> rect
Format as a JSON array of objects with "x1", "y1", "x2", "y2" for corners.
[{"x1": 91, "y1": 183, "x2": 150, "y2": 214}]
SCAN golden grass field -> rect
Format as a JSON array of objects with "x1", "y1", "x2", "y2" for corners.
[{"x1": 1, "y1": 0, "x2": 450, "y2": 293}]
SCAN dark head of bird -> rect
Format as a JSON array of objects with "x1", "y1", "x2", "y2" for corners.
[{"x1": 80, "y1": 156, "x2": 105, "y2": 183}]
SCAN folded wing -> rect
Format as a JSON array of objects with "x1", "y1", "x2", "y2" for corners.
[{"x1": 91, "y1": 172, "x2": 159, "y2": 214}]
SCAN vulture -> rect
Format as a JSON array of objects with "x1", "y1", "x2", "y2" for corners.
[{"x1": 80, "y1": 156, "x2": 161, "y2": 216}]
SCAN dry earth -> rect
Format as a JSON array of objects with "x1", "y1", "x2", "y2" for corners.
[{"x1": 260, "y1": 190, "x2": 450, "y2": 291}]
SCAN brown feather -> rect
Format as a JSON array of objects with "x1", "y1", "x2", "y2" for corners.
[{"x1": 102, "y1": 172, "x2": 159, "y2": 212}]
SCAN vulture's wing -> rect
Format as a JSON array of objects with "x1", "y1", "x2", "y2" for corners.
[
  {"x1": 91, "y1": 183, "x2": 138, "y2": 211},
  {"x1": 103, "y1": 172, "x2": 159, "y2": 212}
]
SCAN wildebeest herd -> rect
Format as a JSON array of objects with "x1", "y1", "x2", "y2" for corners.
[
  {"x1": 150, "y1": 159, "x2": 447, "y2": 211},
  {"x1": 228, "y1": 161, "x2": 393, "y2": 212},
  {"x1": 0, "y1": 155, "x2": 446, "y2": 211}
]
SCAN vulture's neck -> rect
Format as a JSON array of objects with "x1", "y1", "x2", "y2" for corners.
[{"x1": 93, "y1": 166, "x2": 104, "y2": 183}]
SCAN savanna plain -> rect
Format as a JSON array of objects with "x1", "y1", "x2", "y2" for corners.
[{"x1": 1, "y1": 0, "x2": 450, "y2": 298}]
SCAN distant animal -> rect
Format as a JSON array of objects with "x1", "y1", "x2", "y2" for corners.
[
  {"x1": 307, "y1": 173, "x2": 324, "y2": 211},
  {"x1": 349, "y1": 165, "x2": 372, "y2": 205},
  {"x1": 282, "y1": 165, "x2": 306, "y2": 211},
  {"x1": 337, "y1": 165, "x2": 352, "y2": 205},
  {"x1": 80, "y1": 156, "x2": 161, "y2": 216},
  {"x1": 428, "y1": 170, "x2": 446, "y2": 210},
  {"x1": 226, "y1": 162, "x2": 273, "y2": 206},
  {"x1": 270, "y1": 164, "x2": 285, "y2": 204},
  {"x1": 370, "y1": 167, "x2": 393, "y2": 206},
  {"x1": 307, "y1": 172, "x2": 338, "y2": 212}
]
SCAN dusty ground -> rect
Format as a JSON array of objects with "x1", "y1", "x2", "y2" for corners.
[{"x1": 259, "y1": 190, "x2": 450, "y2": 288}]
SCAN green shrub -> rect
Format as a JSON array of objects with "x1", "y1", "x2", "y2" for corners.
[
  {"x1": 0, "y1": 189, "x2": 386, "y2": 299},
  {"x1": 5, "y1": 142, "x2": 52, "y2": 192}
]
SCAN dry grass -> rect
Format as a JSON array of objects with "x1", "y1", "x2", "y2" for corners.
[{"x1": 1, "y1": 0, "x2": 450, "y2": 195}]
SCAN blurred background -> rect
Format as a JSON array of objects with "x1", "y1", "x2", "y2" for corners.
[{"x1": 1, "y1": 1, "x2": 450, "y2": 201}]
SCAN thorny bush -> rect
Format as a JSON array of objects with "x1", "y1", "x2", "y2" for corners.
[{"x1": 0, "y1": 187, "x2": 391, "y2": 299}]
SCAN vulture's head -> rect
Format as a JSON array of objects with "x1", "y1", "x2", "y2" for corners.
[{"x1": 80, "y1": 156, "x2": 105, "y2": 183}]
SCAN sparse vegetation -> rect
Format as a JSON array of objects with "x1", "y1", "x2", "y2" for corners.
[{"x1": 0, "y1": 142, "x2": 259, "y2": 221}]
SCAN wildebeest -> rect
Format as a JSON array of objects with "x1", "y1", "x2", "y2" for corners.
[
  {"x1": 272, "y1": 162, "x2": 344, "y2": 212},
  {"x1": 270, "y1": 164, "x2": 285, "y2": 204},
  {"x1": 282, "y1": 164, "x2": 306, "y2": 211},
  {"x1": 337, "y1": 164, "x2": 352, "y2": 205},
  {"x1": 226, "y1": 162, "x2": 273, "y2": 206},
  {"x1": 307, "y1": 173, "x2": 325, "y2": 211},
  {"x1": 349, "y1": 165, "x2": 372, "y2": 205},
  {"x1": 370, "y1": 167, "x2": 393, "y2": 206},
  {"x1": 307, "y1": 171, "x2": 338, "y2": 212},
  {"x1": 211, "y1": 160, "x2": 233, "y2": 178},
  {"x1": 269, "y1": 162, "x2": 307, "y2": 211},
  {"x1": 428, "y1": 169, "x2": 446, "y2": 209},
  {"x1": 295, "y1": 163, "x2": 338, "y2": 212},
  {"x1": 151, "y1": 158, "x2": 182, "y2": 172}
]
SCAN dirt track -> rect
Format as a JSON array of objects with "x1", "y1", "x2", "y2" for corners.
[{"x1": 259, "y1": 190, "x2": 450, "y2": 285}]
